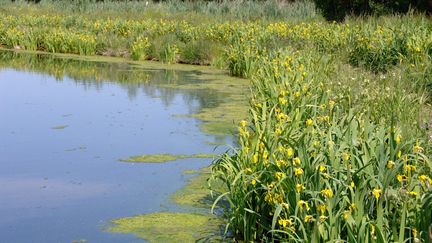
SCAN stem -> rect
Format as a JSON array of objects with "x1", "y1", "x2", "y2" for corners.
[
  {"x1": 377, "y1": 199, "x2": 383, "y2": 231},
  {"x1": 398, "y1": 203, "x2": 407, "y2": 242}
]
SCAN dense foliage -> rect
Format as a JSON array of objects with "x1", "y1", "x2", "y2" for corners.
[{"x1": 314, "y1": 0, "x2": 431, "y2": 21}]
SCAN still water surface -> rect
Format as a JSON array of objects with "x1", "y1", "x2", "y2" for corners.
[{"x1": 0, "y1": 52, "x2": 237, "y2": 242}]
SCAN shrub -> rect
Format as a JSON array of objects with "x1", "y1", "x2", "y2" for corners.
[
  {"x1": 348, "y1": 26, "x2": 407, "y2": 72},
  {"x1": 314, "y1": 0, "x2": 429, "y2": 21}
]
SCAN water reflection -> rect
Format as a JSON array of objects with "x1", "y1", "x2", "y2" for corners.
[{"x1": 0, "y1": 51, "x2": 226, "y2": 111}]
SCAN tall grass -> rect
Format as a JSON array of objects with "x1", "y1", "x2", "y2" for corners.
[{"x1": 0, "y1": 0, "x2": 320, "y2": 22}]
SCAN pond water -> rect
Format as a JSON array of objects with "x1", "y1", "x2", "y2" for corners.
[{"x1": 0, "y1": 51, "x2": 246, "y2": 242}]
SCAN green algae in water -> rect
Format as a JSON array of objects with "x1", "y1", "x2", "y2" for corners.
[
  {"x1": 206, "y1": 141, "x2": 226, "y2": 146},
  {"x1": 161, "y1": 77, "x2": 249, "y2": 136},
  {"x1": 201, "y1": 122, "x2": 234, "y2": 136},
  {"x1": 71, "y1": 240, "x2": 87, "y2": 243},
  {"x1": 171, "y1": 170, "x2": 214, "y2": 208},
  {"x1": 108, "y1": 169, "x2": 225, "y2": 241},
  {"x1": 119, "y1": 153, "x2": 216, "y2": 163},
  {"x1": 108, "y1": 212, "x2": 222, "y2": 243},
  {"x1": 182, "y1": 169, "x2": 199, "y2": 175},
  {"x1": 51, "y1": 125, "x2": 68, "y2": 129},
  {"x1": 65, "y1": 146, "x2": 87, "y2": 152},
  {"x1": 173, "y1": 167, "x2": 224, "y2": 209}
]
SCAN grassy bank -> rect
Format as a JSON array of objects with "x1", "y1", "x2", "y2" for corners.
[
  {"x1": 0, "y1": 0, "x2": 431, "y2": 241},
  {"x1": 0, "y1": 0, "x2": 318, "y2": 65}
]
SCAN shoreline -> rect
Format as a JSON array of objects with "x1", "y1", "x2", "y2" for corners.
[{"x1": 0, "y1": 47, "x2": 229, "y2": 74}]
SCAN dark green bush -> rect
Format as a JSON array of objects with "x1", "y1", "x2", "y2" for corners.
[{"x1": 314, "y1": 0, "x2": 430, "y2": 21}]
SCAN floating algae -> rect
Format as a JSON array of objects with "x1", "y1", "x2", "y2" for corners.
[
  {"x1": 51, "y1": 125, "x2": 68, "y2": 129},
  {"x1": 108, "y1": 212, "x2": 222, "y2": 243},
  {"x1": 108, "y1": 168, "x2": 225, "y2": 242},
  {"x1": 65, "y1": 146, "x2": 87, "y2": 152},
  {"x1": 182, "y1": 169, "x2": 199, "y2": 174},
  {"x1": 71, "y1": 240, "x2": 87, "y2": 243},
  {"x1": 206, "y1": 141, "x2": 226, "y2": 146},
  {"x1": 160, "y1": 74, "x2": 249, "y2": 136},
  {"x1": 171, "y1": 170, "x2": 213, "y2": 208},
  {"x1": 119, "y1": 153, "x2": 216, "y2": 163},
  {"x1": 187, "y1": 96, "x2": 247, "y2": 136}
]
